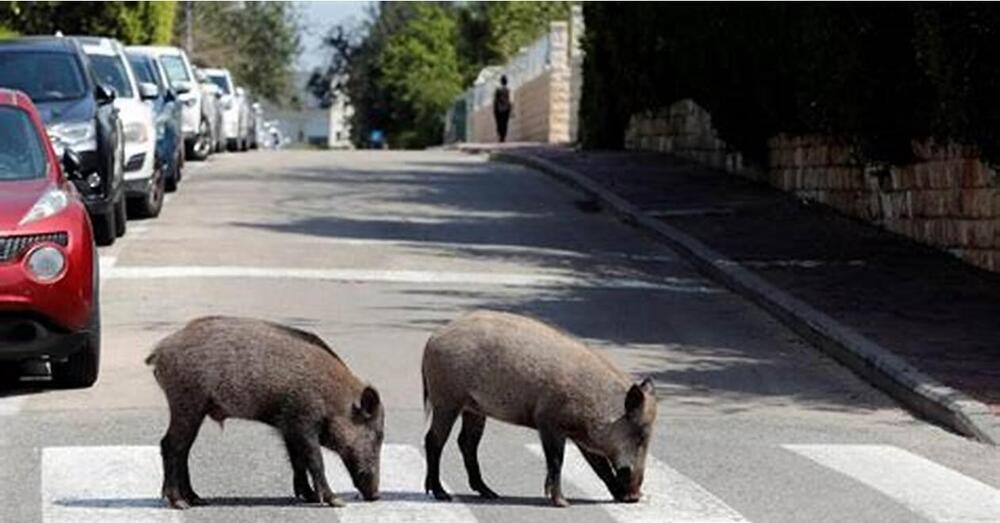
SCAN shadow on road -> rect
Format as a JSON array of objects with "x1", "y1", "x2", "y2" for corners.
[
  {"x1": 54, "y1": 491, "x2": 608, "y2": 510},
  {"x1": 213, "y1": 153, "x2": 897, "y2": 415}
]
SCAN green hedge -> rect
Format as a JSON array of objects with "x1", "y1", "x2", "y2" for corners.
[{"x1": 580, "y1": 4, "x2": 1000, "y2": 165}]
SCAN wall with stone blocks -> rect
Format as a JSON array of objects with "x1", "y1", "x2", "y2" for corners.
[
  {"x1": 626, "y1": 101, "x2": 1000, "y2": 272},
  {"x1": 625, "y1": 100, "x2": 754, "y2": 178},
  {"x1": 470, "y1": 70, "x2": 557, "y2": 143},
  {"x1": 463, "y1": 21, "x2": 573, "y2": 144}
]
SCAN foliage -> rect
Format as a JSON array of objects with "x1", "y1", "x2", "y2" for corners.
[
  {"x1": 381, "y1": 3, "x2": 463, "y2": 148},
  {"x1": 175, "y1": 1, "x2": 300, "y2": 105},
  {"x1": 580, "y1": 4, "x2": 1000, "y2": 165},
  {"x1": 482, "y1": 1, "x2": 570, "y2": 60},
  {"x1": 314, "y1": 1, "x2": 570, "y2": 148},
  {"x1": 0, "y1": 1, "x2": 175, "y2": 44}
]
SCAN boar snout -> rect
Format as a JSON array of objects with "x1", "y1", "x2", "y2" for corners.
[
  {"x1": 355, "y1": 470, "x2": 380, "y2": 501},
  {"x1": 615, "y1": 466, "x2": 643, "y2": 503}
]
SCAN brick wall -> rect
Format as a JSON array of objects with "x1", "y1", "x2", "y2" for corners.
[{"x1": 626, "y1": 101, "x2": 1000, "y2": 272}]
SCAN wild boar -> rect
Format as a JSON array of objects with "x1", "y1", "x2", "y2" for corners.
[
  {"x1": 145, "y1": 316, "x2": 384, "y2": 509},
  {"x1": 422, "y1": 310, "x2": 657, "y2": 507}
]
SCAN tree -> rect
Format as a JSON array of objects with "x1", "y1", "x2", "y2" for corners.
[
  {"x1": 0, "y1": 1, "x2": 176, "y2": 44},
  {"x1": 483, "y1": 2, "x2": 571, "y2": 60},
  {"x1": 312, "y1": 1, "x2": 571, "y2": 148},
  {"x1": 381, "y1": 3, "x2": 463, "y2": 148},
  {"x1": 174, "y1": 1, "x2": 300, "y2": 105}
]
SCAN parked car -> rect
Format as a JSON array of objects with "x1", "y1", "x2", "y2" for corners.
[
  {"x1": 78, "y1": 37, "x2": 162, "y2": 220},
  {"x1": 0, "y1": 36, "x2": 125, "y2": 246},
  {"x1": 0, "y1": 89, "x2": 100, "y2": 387},
  {"x1": 126, "y1": 48, "x2": 183, "y2": 193},
  {"x1": 128, "y1": 46, "x2": 212, "y2": 161},
  {"x1": 202, "y1": 68, "x2": 253, "y2": 151},
  {"x1": 193, "y1": 67, "x2": 224, "y2": 154}
]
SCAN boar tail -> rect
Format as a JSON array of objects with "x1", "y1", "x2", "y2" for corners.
[{"x1": 144, "y1": 351, "x2": 158, "y2": 366}]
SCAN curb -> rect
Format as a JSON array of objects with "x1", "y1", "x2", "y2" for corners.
[{"x1": 492, "y1": 149, "x2": 1000, "y2": 445}]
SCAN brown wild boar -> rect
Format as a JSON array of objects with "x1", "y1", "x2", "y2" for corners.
[
  {"x1": 422, "y1": 310, "x2": 657, "y2": 507},
  {"x1": 146, "y1": 316, "x2": 384, "y2": 509}
]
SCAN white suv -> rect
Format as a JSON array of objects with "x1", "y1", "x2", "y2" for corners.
[
  {"x1": 128, "y1": 45, "x2": 212, "y2": 160},
  {"x1": 79, "y1": 37, "x2": 162, "y2": 218},
  {"x1": 202, "y1": 68, "x2": 250, "y2": 151}
]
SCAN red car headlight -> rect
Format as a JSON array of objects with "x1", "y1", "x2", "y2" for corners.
[
  {"x1": 19, "y1": 188, "x2": 69, "y2": 226},
  {"x1": 24, "y1": 245, "x2": 67, "y2": 283}
]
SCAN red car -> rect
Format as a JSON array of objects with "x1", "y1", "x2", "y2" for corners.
[{"x1": 0, "y1": 88, "x2": 100, "y2": 388}]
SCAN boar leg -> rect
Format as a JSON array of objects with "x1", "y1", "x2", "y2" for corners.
[
  {"x1": 538, "y1": 428, "x2": 569, "y2": 507},
  {"x1": 160, "y1": 410, "x2": 206, "y2": 509},
  {"x1": 457, "y1": 412, "x2": 499, "y2": 499},
  {"x1": 424, "y1": 406, "x2": 459, "y2": 501},
  {"x1": 574, "y1": 443, "x2": 624, "y2": 501},
  {"x1": 284, "y1": 436, "x2": 318, "y2": 502},
  {"x1": 287, "y1": 432, "x2": 345, "y2": 507}
]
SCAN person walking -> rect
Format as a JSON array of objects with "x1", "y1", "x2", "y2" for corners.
[{"x1": 493, "y1": 75, "x2": 512, "y2": 143}]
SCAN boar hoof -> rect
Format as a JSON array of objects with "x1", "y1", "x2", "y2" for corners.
[
  {"x1": 473, "y1": 485, "x2": 499, "y2": 499},
  {"x1": 320, "y1": 493, "x2": 346, "y2": 508},
  {"x1": 550, "y1": 496, "x2": 570, "y2": 508},
  {"x1": 295, "y1": 487, "x2": 319, "y2": 503},
  {"x1": 164, "y1": 496, "x2": 191, "y2": 510},
  {"x1": 428, "y1": 487, "x2": 452, "y2": 501}
]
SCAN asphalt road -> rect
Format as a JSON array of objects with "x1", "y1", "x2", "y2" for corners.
[{"x1": 1, "y1": 150, "x2": 997, "y2": 523}]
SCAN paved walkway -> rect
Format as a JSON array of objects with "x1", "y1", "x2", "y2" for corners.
[{"x1": 507, "y1": 147, "x2": 1000, "y2": 415}]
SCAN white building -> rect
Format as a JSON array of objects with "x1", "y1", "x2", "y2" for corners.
[{"x1": 267, "y1": 72, "x2": 353, "y2": 149}]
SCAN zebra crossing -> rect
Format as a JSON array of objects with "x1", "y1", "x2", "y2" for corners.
[{"x1": 36, "y1": 441, "x2": 1000, "y2": 523}]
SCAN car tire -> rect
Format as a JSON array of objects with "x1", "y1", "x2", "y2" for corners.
[
  {"x1": 93, "y1": 210, "x2": 116, "y2": 247},
  {"x1": 130, "y1": 167, "x2": 165, "y2": 219},
  {"x1": 51, "y1": 289, "x2": 100, "y2": 389},
  {"x1": 188, "y1": 118, "x2": 212, "y2": 161},
  {"x1": 166, "y1": 152, "x2": 180, "y2": 192},
  {"x1": 114, "y1": 194, "x2": 127, "y2": 237}
]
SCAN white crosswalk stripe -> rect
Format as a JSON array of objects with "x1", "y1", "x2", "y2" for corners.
[
  {"x1": 42, "y1": 446, "x2": 178, "y2": 523},
  {"x1": 323, "y1": 444, "x2": 476, "y2": 522},
  {"x1": 784, "y1": 444, "x2": 1000, "y2": 523},
  {"x1": 36, "y1": 442, "x2": 998, "y2": 523},
  {"x1": 527, "y1": 444, "x2": 750, "y2": 522}
]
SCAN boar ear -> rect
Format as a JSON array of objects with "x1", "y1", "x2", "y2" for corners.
[
  {"x1": 625, "y1": 378, "x2": 654, "y2": 413},
  {"x1": 354, "y1": 386, "x2": 381, "y2": 420}
]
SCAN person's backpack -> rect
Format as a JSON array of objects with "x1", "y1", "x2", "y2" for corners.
[{"x1": 494, "y1": 87, "x2": 511, "y2": 113}]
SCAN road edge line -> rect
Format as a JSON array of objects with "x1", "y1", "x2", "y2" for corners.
[{"x1": 491, "y1": 149, "x2": 999, "y2": 445}]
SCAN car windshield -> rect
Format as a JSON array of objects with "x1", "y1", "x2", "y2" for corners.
[
  {"x1": 0, "y1": 106, "x2": 48, "y2": 181},
  {"x1": 126, "y1": 54, "x2": 157, "y2": 87},
  {"x1": 159, "y1": 54, "x2": 190, "y2": 84},
  {"x1": 207, "y1": 74, "x2": 231, "y2": 94},
  {"x1": 0, "y1": 51, "x2": 87, "y2": 102},
  {"x1": 88, "y1": 54, "x2": 134, "y2": 98}
]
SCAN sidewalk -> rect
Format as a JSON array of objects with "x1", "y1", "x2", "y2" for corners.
[{"x1": 489, "y1": 146, "x2": 1000, "y2": 444}]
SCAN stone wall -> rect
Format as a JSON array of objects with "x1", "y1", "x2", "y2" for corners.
[
  {"x1": 462, "y1": 21, "x2": 574, "y2": 144},
  {"x1": 769, "y1": 137, "x2": 999, "y2": 271},
  {"x1": 625, "y1": 100, "x2": 753, "y2": 178},
  {"x1": 626, "y1": 100, "x2": 1000, "y2": 272},
  {"x1": 568, "y1": 4, "x2": 585, "y2": 142}
]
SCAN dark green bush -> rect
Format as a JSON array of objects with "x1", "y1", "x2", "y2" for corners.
[
  {"x1": 0, "y1": 1, "x2": 176, "y2": 45},
  {"x1": 580, "y1": 3, "x2": 1000, "y2": 165}
]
